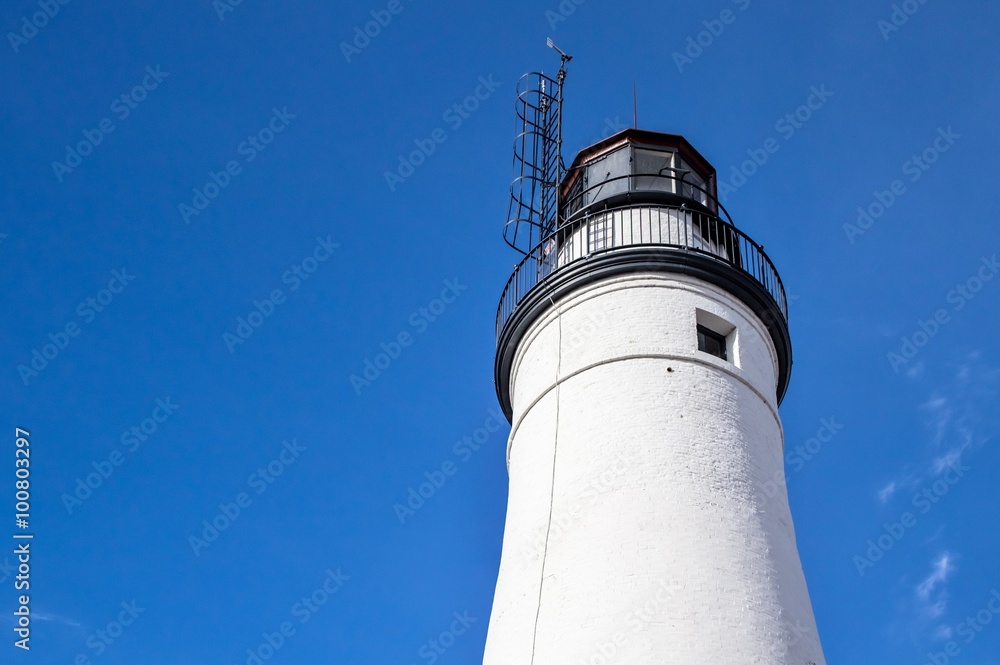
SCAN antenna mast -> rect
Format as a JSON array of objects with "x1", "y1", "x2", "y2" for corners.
[
  {"x1": 633, "y1": 80, "x2": 637, "y2": 128},
  {"x1": 548, "y1": 38, "x2": 572, "y2": 175}
]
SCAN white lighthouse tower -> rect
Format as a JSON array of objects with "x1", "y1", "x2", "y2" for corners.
[{"x1": 483, "y1": 56, "x2": 826, "y2": 664}]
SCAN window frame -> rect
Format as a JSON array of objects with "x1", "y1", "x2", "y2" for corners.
[{"x1": 696, "y1": 324, "x2": 728, "y2": 361}]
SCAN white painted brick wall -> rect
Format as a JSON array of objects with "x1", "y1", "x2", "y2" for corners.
[{"x1": 483, "y1": 273, "x2": 826, "y2": 665}]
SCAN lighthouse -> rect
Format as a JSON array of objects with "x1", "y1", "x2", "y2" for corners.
[{"x1": 483, "y1": 58, "x2": 826, "y2": 665}]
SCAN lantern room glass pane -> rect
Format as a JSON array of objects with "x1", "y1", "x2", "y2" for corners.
[
  {"x1": 634, "y1": 148, "x2": 676, "y2": 194},
  {"x1": 584, "y1": 145, "x2": 630, "y2": 206},
  {"x1": 676, "y1": 155, "x2": 709, "y2": 205}
]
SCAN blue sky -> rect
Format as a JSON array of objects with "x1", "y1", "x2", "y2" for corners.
[{"x1": 1, "y1": 0, "x2": 998, "y2": 663}]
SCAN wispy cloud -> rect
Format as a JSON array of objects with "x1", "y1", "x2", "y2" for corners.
[
  {"x1": 922, "y1": 395, "x2": 947, "y2": 410},
  {"x1": 932, "y1": 624, "x2": 953, "y2": 641},
  {"x1": 34, "y1": 612, "x2": 81, "y2": 628},
  {"x1": 0, "y1": 610, "x2": 83, "y2": 633},
  {"x1": 885, "y1": 551, "x2": 961, "y2": 645},
  {"x1": 921, "y1": 393, "x2": 953, "y2": 449},
  {"x1": 923, "y1": 524, "x2": 946, "y2": 546},
  {"x1": 916, "y1": 553, "x2": 953, "y2": 599},
  {"x1": 878, "y1": 353, "x2": 998, "y2": 505},
  {"x1": 931, "y1": 437, "x2": 972, "y2": 475},
  {"x1": 877, "y1": 481, "x2": 898, "y2": 503},
  {"x1": 916, "y1": 552, "x2": 955, "y2": 620}
]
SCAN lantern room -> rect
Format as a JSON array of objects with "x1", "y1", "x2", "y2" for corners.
[{"x1": 560, "y1": 129, "x2": 719, "y2": 220}]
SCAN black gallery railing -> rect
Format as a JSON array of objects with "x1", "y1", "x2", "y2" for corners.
[{"x1": 496, "y1": 203, "x2": 788, "y2": 340}]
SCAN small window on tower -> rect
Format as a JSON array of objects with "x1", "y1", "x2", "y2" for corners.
[
  {"x1": 697, "y1": 325, "x2": 727, "y2": 361},
  {"x1": 695, "y1": 308, "x2": 737, "y2": 365}
]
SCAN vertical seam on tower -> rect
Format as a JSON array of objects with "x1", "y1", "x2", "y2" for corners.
[{"x1": 529, "y1": 299, "x2": 562, "y2": 665}]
